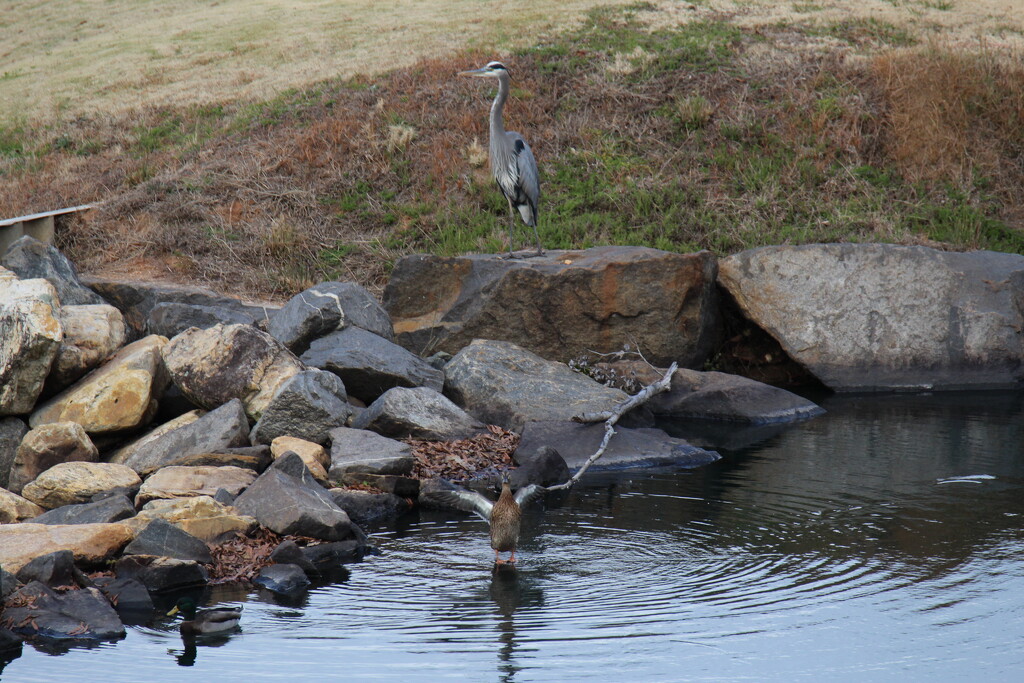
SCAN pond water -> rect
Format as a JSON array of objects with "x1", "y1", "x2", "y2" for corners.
[{"x1": 3, "y1": 392, "x2": 1023, "y2": 682}]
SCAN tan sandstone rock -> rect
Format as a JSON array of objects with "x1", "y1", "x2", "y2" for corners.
[
  {"x1": 270, "y1": 436, "x2": 330, "y2": 481},
  {"x1": 8, "y1": 421, "x2": 99, "y2": 494},
  {"x1": 48, "y1": 303, "x2": 129, "y2": 391},
  {"x1": 0, "y1": 522, "x2": 134, "y2": 573},
  {"x1": 30, "y1": 335, "x2": 170, "y2": 433},
  {"x1": 0, "y1": 487, "x2": 45, "y2": 523},
  {"x1": 127, "y1": 495, "x2": 257, "y2": 543},
  {"x1": 0, "y1": 270, "x2": 63, "y2": 416},
  {"x1": 21, "y1": 461, "x2": 142, "y2": 509},
  {"x1": 135, "y1": 465, "x2": 257, "y2": 506}
]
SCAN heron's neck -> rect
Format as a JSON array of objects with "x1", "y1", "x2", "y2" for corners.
[{"x1": 489, "y1": 75, "x2": 510, "y2": 139}]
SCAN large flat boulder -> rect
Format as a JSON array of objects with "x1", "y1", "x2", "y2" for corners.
[
  {"x1": 0, "y1": 270, "x2": 63, "y2": 416},
  {"x1": 352, "y1": 386, "x2": 485, "y2": 441},
  {"x1": 249, "y1": 368, "x2": 353, "y2": 446},
  {"x1": 718, "y1": 244, "x2": 1024, "y2": 391},
  {"x1": 383, "y1": 247, "x2": 720, "y2": 367},
  {"x1": 31, "y1": 494, "x2": 136, "y2": 526},
  {"x1": 81, "y1": 275, "x2": 276, "y2": 338},
  {"x1": 47, "y1": 304, "x2": 128, "y2": 393},
  {"x1": 300, "y1": 326, "x2": 443, "y2": 403},
  {"x1": 0, "y1": 522, "x2": 134, "y2": 573},
  {"x1": 21, "y1": 462, "x2": 142, "y2": 509},
  {"x1": 268, "y1": 281, "x2": 395, "y2": 354},
  {"x1": 443, "y1": 339, "x2": 630, "y2": 432},
  {"x1": 162, "y1": 323, "x2": 305, "y2": 421},
  {"x1": 8, "y1": 421, "x2": 99, "y2": 495},
  {"x1": 29, "y1": 335, "x2": 169, "y2": 434},
  {"x1": 2, "y1": 236, "x2": 105, "y2": 306},
  {"x1": 515, "y1": 421, "x2": 720, "y2": 470},
  {"x1": 135, "y1": 465, "x2": 257, "y2": 506},
  {"x1": 109, "y1": 399, "x2": 250, "y2": 477},
  {"x1": 648, "y1": 369, "x2": 825, "y2": 423}
]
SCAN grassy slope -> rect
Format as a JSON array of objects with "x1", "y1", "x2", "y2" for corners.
[{"x1": 1, "y1": 1, "x2": 1023, "y2": 298}]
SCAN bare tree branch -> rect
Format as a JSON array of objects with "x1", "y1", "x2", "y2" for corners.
[{"x1": 546, "y1": 361, "x2": 677, "y2": 491}]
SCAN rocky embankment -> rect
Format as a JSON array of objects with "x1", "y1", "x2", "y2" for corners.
[{"x1": 2, "y1": 236, "x2": 1021, "y2": 648}]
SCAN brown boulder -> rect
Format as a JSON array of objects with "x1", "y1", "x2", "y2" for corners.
[
  {"x1": 8, "y1": 421, "x2": 99, "y2": 494},
  {"x1": 0, "y1": 522, "x2": 134, "y2": 573},
  {"x1": 383, "y1": 246, "x2": 720, "y2": 367}
]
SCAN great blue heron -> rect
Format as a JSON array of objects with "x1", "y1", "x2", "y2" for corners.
[{"x1": 459, "y1": 61, "x2": 543, "y2": 257}]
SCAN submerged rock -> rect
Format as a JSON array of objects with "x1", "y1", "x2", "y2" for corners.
[
  {"x1": 515, "y1": 421, "x2": 720, "y2": 471},
  {"x1": 2, "y1": 582, "x2": 125, "y2": 641},
  {"x1": 254, "y1": 563, "x2": 310, "y2": 596}
]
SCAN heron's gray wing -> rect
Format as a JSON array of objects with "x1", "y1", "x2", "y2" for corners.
[
  {"x1": 513, "y1": 484, "x2": 545, "y2": 508},
  {"x1": 432, "y1": 489, "x2": 494, "y2": 521},
  {"x1": 507, "y1": 133, "x2": 539, "y2": 224}
]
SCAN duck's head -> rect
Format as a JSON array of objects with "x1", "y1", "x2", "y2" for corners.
[{"x1": 168, "y1": 597, "x2": 198, "y2": 619}]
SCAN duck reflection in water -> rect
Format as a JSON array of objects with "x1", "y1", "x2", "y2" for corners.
[
  {"x1": 171, "y1": 633, "x2": 233, "y2": 667},
  {"x1": 166, "y1": 597, "x2": 243, "y2": 667},
  {"x1": 489, "y1": 567, "x2": 546, "y2": 682}
]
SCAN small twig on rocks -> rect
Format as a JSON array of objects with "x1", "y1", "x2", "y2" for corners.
[{"x1": 546, "y1": 361, "x2": 677, "y2": 491}]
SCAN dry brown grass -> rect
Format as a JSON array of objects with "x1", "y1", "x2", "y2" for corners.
[{"x1": 874, "y1": 47, "x2": 1024, "y2": 184}]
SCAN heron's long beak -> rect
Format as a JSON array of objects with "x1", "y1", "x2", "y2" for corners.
[
  {"x1": 167, "y1": 606, "x2": 180, "y2": 616},
  {"x1": 458, "y1": 67, "x2": 490, "y2": 77}
]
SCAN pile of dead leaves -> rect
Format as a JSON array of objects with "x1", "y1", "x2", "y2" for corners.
[
  {"x1": 206, "y1": 527, "x2": 320, "y2": 584},
  {"x1": 408, "y1": 425, "x2": 519, "y2": 481}
]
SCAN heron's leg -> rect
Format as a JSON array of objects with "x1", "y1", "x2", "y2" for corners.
[
  {"x1": 529, "y1": 220, "x2": 544, "y2": 258},
  {"x1": 505, "y1": 202, "x2": 519, "y2": 259}
]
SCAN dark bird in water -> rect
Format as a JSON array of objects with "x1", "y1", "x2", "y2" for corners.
[
  {"x1": 459, "y1": 60, "x2": 543, "y2": 258},
  {"x1": 437, "y1": 473, "x2": 545, "y2": 564},
  {"x1": 167, "y1": 597, "x2": 242, "y2": 636}
]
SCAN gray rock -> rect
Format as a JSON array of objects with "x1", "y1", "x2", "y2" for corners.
[
  {"x1": 15, "y1": 550, "x2": 76, "y2": 588},
  {"x1": 383, "y1": 247, "x2": 720, "y2": 367},
  {"x1": 1, "y1": 567, "x2": 19, "y2": 600},
  {"x1": 268, "y1": 540, "x2": 318, "y2": 576},
  {"x1": 111, "y1": 399, "x2": 250, "y2": 477},
  {"x1": 8, "y1": 421, "x2": 99, "y2": 495},
  {"x1": 250, "y1": 369, "x2": 353, "y2": 446},
  {"x1": 0, "y1": 626, "x2": 22, "y2": 656},
  {"x1": 254, "y1": 563, "x2": 310, "y2": 596},
  {"x1": 233, "y1": 453, "x2": 354, "y2": 541},
  {"x1": 81, "y1": 275, "x2": 277, "y2": 339},
  {"x1": 32, "y1": 495, "x2": 136, "y2": 526},
  {"x1": 269, "y1": 281, "x2": 395, "y2": 354},
  {"x1": 300, "y1": 326, "x2": 443, "y2": 403},
  {"x1": 329, "y1": 489, "x2": 412, "y2": 527},
  {"x1": 0, "y1": 417, "x2": 28, "y2": 490},
  {"x1": 2, "y1": 236, "x2": 105, "y2": 306},
  {"x1": 352, "y1": 386, "x2": 486, "y2": 441},
  {"x1": 301, "y1": 540, "x2": 366, "y2": 567},
  {"x1": 93, "y1": 577, "x2": 155, "y2": 618},
  {"x1": 515, "y1": 421, "x2": 720, "y2": 470},
  {"x1": 2, "y1": 582, "x2": 125, "y2": 641},
  {"x1": 123, "y1": 519, "x2": 213, "y2": 564},
  {"x1": 147, "y1": 301, "x2": 258, "y2": 338},
  {"x1": 649, "y1": 369, "x2": 825, "y2": 423},
  {"x1": 114, "y1": 555, "x2": 208, "y2": 593},
  {"x1": 162, "y1": 323, "x2": 305, "y2": 421},
  {"x1": 718, "y1": 244, "x2": 1024, "y2": 392},
  {"x1": 328, "y1": 427, "x2": 414, "y2": 480},
  {"x1": 443, "y1": 339, "x2": 631, "y2": 432},
  {"x1": 0, "y1": 273, "x2": 63, "y2": 416},
  {"x1": 510, "y1": 446, "x2": 570, "y2": 488}
]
